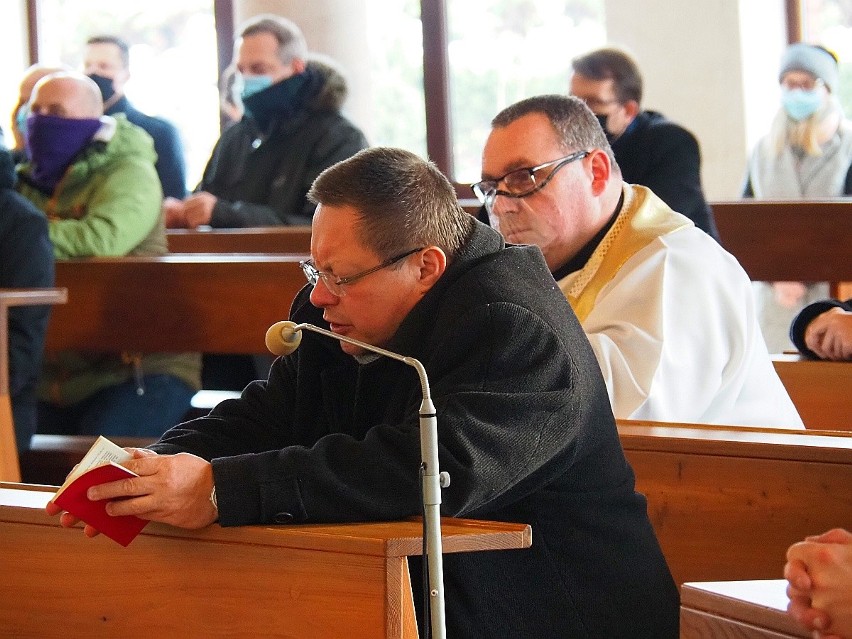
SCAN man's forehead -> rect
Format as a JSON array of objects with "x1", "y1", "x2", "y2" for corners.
[
  {"x1": 85, "y1": 42, "x2": 122, "y2": 62},
  {"x1": 570, "y1": 73, "x2": 616, "y2": 98},
  {"x1": 310, "y1": 203, "x2": 371, "y2": 264},
  {"x1": 484, "y1": 115, "x2": 561, "y2": 172}
]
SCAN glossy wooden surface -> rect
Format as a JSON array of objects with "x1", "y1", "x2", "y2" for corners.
[
  {"x1": 712, "y1": 200, "x2": 852, "y2": 288},
  {"x1": 167, "y1": 226, "x2": 312, "y2": 254},
  {"x1": 0, "y1": 288, "x2": 67, "y2": 481},
  {"x1": 47, "y1": 255, "x2": 308, "y2": 354},
  {"x1": 772, "y1": 354, "x2": 852, "y2": 430},
  {"x1": 0, "y1": 483, "x2": 531, "y2": 638},
  {"x1": 681, "y1": 580, "x2": 809, "y2": 638},
  {"x1": 618, "y1": 420, "x2": 852, "y2": 586}
]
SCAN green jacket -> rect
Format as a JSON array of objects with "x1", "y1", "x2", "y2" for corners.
[{"x1": 17, "y1": 115, "x2": 200, "y2": 405}]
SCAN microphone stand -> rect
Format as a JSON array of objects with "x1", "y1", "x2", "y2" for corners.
[{"x1": 282, "y1": 322, "x2": 450, "y2": 639}]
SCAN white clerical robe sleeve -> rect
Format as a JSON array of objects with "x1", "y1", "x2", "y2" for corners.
[{"x1": 579, "y1": 228, "x2": 803, "y2": 427}]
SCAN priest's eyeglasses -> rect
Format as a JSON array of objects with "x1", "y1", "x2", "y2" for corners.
[
  {"x1": 300, "y1": 247, "x2": 425, "y2": 297},
  {"x1": 471, "y1": 150, "x2": 590, "y2": 213}
]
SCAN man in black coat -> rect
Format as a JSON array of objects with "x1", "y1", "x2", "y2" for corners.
[
  {"x1": 47, "y1": 147, "x2": 678, "y2": 637},
  {"x1": 164, "y1": 14, "x2": 368, "y2": 229},
  {"x1": 0, "y1": 144, "x2": 55, "y2": 451},
  {"x1": 83, "y1": 35, "x2": 187, "y2": 200},
  {"x1": 571, "y1": 47, "x2": 719, "y2": 240}
]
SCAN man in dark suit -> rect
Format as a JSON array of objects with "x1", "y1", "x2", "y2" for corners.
[
  {"x1": 570, "y1": 47, "x2": 719, "y2": 240},
  {"x1": 84, "y1": 34, "x2": 187, "y2": 200}
]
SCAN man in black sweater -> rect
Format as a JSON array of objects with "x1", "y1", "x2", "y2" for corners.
[{"x1": 570, "y1": 47, "x2": 719, "y2": 240}]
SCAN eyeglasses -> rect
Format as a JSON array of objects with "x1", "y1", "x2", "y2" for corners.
[
  {"x1": 781, "y1": 77, "x2": 824, "y2": 92},
  {"x1": 300, "y1": 247, "x2": 425, "y2": 297},
  {"x1": 471, "y1": 150, "x2": 589, "y2": 213},
  {"x1": 578, "y1": 96, "x2": 620, "y2": 112}
]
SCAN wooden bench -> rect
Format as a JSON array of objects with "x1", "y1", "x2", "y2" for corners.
[
  {"x1": 772, "y1": 354, "x2": 852, "y2": 431},
  {"x1": 0, "y1": 288, "x2": 68, "y2": 482},
  {"x1": 0, "y1": 482, "x2": 530, "y2": 638},
  {"x1": 618, "y1": 419, "x2": 852, "y2": 586},
  {"x1": 711, "y1": 199, "x2": 852, "y2": 297},
  {"x1": 19, "y1": 254, "x2": 309, "y2": 485},
  {"x1": 166, "y1": 226, "x2": 312, "y2": 254}
]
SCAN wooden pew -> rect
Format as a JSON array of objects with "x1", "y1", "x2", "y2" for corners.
[
  {"x1": 711, "y1": 199, "x2": 852, "y2": 297},
  {"x1": 618, "y1": 420, "x2": 852, "y2": 587},
  {"x1": 0, "y1": 482, "x2": 530, "y2": 638},
  {"x1": 0, "y1": 288, "x2": 67, "y2": 481},
  {"x1": 166, "y1": 226, "x2": 312, "y2": 254},
  {"x1": 21, "y1": 254, "x2": 308, "y2": 485},
  {"x1": 772, "y1": 354, "x2": 852, "y2": 431}
]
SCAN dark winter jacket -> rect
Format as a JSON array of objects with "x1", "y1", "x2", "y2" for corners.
[
  {"x1": 199, "y1": 58, "x2": 368, "y2": 227},
  {"x1": 613, "y1": 110, "x2": 719, "y2": 240},
  {"x1": 105, "y1": 95, "x2": 187, "y2": 199},
  {"x1": 0, "y1": 146, "x2": 54, "y2": 450},
  {"x1": 151, "y1": 221, "x2": 679, "y2": 637},
  {"x1": 791, "y1": 297, "x2": 852, "y2": 358}
]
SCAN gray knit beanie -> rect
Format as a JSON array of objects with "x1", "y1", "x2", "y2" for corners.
[{"x1": 779, "y1": 43, "x2": 839, "y2": 93}]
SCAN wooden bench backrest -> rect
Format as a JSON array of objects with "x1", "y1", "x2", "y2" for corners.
[
  {"x1": 618, "y1": 419, "x2": 852, "y2": 586},
  {"x1": 46, "y1": 255, "x2": 308, "y2": 354},
  {"x1": 711, "y1": 200, "x2": 852, "y2": 287},
  {"x1": 166, "y1": 226, "x2": 312, "y2": 254},
  {"x1": 772, "y1": 354, "x2": 852, "y2": 431}
]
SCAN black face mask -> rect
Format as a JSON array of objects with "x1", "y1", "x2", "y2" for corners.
[
  {"x1": 595, "y1": 113, "x2": 618, "y2": 144},
  {"x1": 87, "y1": 73, "x2": 116, "y2": 102}
]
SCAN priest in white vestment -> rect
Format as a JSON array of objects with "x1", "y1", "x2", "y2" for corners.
[{"x1": 474, "y1": 94, "x2": 803, "y2": 428}]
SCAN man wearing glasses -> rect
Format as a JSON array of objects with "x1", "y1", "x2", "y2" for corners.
[
  {"x1": 48, "y1": 147, "x2": 680, "y2": 637},
  {"x1": 476, "y1": 94, "x2": 803, "y2": 427},
  {"x1": 570, "y1": 47, "x2": 719, "y2": 240}
]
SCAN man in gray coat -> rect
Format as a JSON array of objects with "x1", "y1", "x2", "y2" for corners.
[{"x1": 49, "y1": 147, "x2": 678, "y2": 637}]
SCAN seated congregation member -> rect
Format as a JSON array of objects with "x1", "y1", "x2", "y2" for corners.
[
  {"x1": 791, "y1": 298, "x2": 852, "y2": 361},
  {"x1": 48, "y1": 147, "x2": 680, "y2": 638},
  {"x1": 9, "y1": 63, "x2": 69, "y2": 164},
  {"x1": 743, "y1": 43, "x2": 851, "y2": 353},
  {"x1": 570, "y1": 47, "x2": 719, "y2": 240},
  {"x1": 164, "y1": 14, "x2": 368, "y2": 229},
  {"x1": 785, "y1": 528, "x2": 852, "y2": 638},
  {"x1": 16, "y1": 72, "x2": 200, "y2": 438},
  {"x1": 475, "y1": 94, "x2": 803, "y2": 427},
  {"x1": 83, "y1": 34, "x2": 187, "y2": 200},
  {"x1": 0, "y1": 144, "x2": 54, "y2": 452}
]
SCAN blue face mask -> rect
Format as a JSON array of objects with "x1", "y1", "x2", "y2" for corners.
[
  {"x1": 15, "y1": 105, "x2": 29, "y2": 137},
  {"x1": 781, "y1": 88, "x2": 824, "y2": 121},
  {"x1": 239, "y1": 74, "x2": 274, "y2": 101}
]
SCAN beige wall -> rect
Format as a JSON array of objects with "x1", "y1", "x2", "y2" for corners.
[{"x1": 605, "y1": 0, "x2": 787, "y2": 199}]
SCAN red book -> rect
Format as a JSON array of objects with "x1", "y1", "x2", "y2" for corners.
[{"x1": 51, "y1": 436, "x2": 148, "y2": 546}]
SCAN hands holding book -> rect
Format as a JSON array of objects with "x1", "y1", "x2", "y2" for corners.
[{"x1": 45, "y1": 437, "x2": 219, "y2": 545}]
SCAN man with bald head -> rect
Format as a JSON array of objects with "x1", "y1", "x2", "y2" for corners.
[
  {"x1": 16, "y1": 72, "x2": 200, "y2": 439},
  {"x1": 9, "y1": 63, "x2": 69, "y2": 161}
]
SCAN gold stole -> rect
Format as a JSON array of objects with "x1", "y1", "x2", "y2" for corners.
[{"x1": 558, "y1": 185, "x2": 692, "y2": 323}]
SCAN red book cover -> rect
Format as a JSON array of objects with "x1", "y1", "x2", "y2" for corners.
[{"x1": 52, "y1": 462, "x2": 148, "y2": 547}]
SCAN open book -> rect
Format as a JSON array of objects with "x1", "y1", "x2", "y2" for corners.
[{"x1": 52, "y1": 436, "x2": 148, "y2": 546}]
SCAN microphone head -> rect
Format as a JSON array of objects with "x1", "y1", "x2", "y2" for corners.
[{"x1": 265, "y1": 321, "x2": 302, "y2": 356}]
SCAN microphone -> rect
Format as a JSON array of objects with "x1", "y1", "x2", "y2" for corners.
[
  {"x1": 265, "y1": 320, "x2": 302, "y2": 356},
  {"x1": 265, "y1": 320, "x2": 450, "y2": 639}
]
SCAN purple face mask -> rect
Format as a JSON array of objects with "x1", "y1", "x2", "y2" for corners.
[{"x1": 26, "y1": 113, "x2": 102, "y2": 193}]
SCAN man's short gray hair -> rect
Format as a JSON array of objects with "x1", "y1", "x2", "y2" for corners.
[{"x1": 238, "y1": 14, "x2": 308, "y2": 65}]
